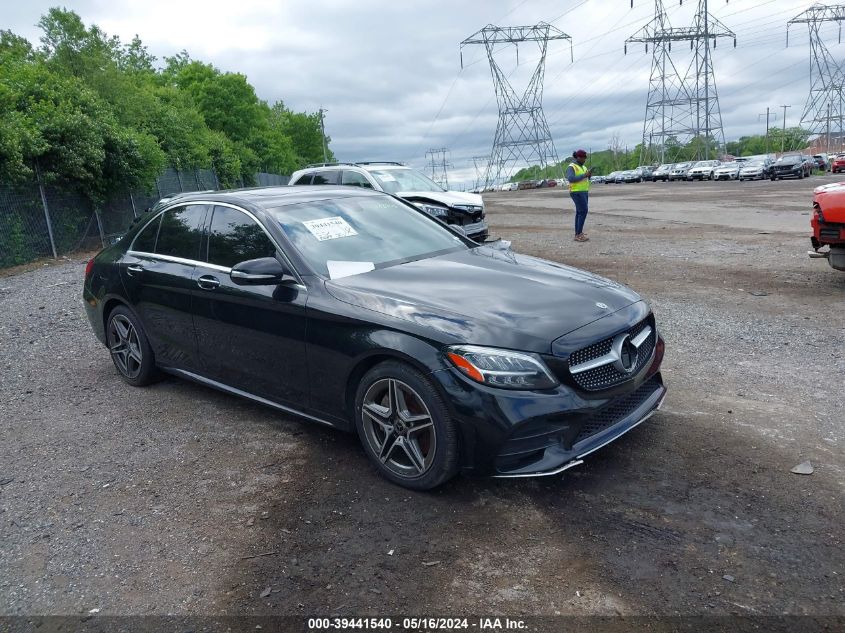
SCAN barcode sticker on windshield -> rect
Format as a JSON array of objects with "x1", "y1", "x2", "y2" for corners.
[{"x1": 302, "y1": 216, "x2": 357, "y2": 241}]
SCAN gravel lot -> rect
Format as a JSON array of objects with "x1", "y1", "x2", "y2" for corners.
[{"x1": 1, "y1": 177, "x2": 843, "y2": 625}]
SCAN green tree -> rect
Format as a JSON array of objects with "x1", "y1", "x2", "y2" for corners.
[{"x1": 271, "y1": 102, "x2": 334, "y2": 167}]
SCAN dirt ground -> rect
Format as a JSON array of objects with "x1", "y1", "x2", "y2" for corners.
[{"x1": 1, "y1": 177, "x2": 843, "y2": 628}]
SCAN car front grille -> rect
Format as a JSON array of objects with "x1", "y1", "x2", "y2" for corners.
[
  {"x1": 568, "y1": 317, "x2": 656, "y2": 391},
  {"x1": 820, "y1": 226, "x2": 843, "y2": 240},
  {"x1": 451, "y1": 208, "x2": 484, "y2": 225},
  {"x1": 573, "y1": 375, "x2": 662, "y2": 445}
]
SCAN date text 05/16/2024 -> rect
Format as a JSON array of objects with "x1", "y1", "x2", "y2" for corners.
[{"x1": 307, "y1": 617, "x2": 528, "y2": 630}]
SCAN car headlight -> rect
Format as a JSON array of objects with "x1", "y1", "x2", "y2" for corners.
[
  {"x1": 414, "y1": 202, "x2": 449, "y2": 218},
  {"x1": 445, "y1": 345, "x2": 559, "y2": 390}
]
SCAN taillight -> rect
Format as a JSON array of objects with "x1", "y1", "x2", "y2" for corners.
[{"x1": 85, "y1": 258, "x2": 95, "y2": 279}]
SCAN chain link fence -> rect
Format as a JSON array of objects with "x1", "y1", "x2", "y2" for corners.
[{"x1": 0, "y1": 169, "x2": 289, "y2": 269}]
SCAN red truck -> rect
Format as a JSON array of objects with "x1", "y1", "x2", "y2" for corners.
[{"x1": 809, "y1": 182, "x2": 845, "y2": 271}]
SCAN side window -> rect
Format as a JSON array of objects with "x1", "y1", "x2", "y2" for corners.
[
  {"x1": 155, "y1": 205, "x2": 207, "y2": 260},
  {"x1": 207, "y1": 206, "x2": 277, "y2": 269},
  {"x1": 133, "y1": 214, "x2": 161, "y2": 252},
  {"x1": 291, "y1": 174, "x2": 312, "y2": 185},
  {"x1": 311, "y1": 170, "x2": 339, "y2": 185},
  {"x1": 341, "y1": 171, "x2": 374, "y2": 188}
]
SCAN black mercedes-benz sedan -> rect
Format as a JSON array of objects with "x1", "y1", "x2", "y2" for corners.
[{"x1": 83, "y1": 186, "x2": 666, "y2": 490}]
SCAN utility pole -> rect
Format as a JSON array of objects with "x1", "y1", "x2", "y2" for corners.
[
  {"x1": 780, "y1": 104, "x2": 791, "y2": 153},
  {"x1": 318, "y1": 107, "x2": 329, "y2": 163},
  {"x1": 461, "y1": 23, "x2": 572, "y2": 188},
  {"x1": 758, "y1": 108, "x2": 771, "y2": 154},
  {"x1": 828, "y1": 102, "x2": 833, "y2": 153}
]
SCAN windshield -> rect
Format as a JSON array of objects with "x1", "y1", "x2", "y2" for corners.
[
  {"x1": 694, "y1": 161, "x2": 717, "y2": 167},
  {"x1": 778, "y1": 155, "x2": 801, "y2": 164},
  {"x1": 744, "y1": 160, "x2": 765, "y2": 167},
  {"x1": 271, "y1": 195, "x2": 466, "y2": 278},
  {"x1": 368, "y1": 168, "x2": 443, "y2": 194}
]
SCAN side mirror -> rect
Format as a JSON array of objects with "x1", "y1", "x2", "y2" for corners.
[{"x1": 230, "y1": 257, "x2": 292, "y2": 286}]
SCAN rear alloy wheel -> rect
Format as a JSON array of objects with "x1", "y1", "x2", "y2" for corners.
[
  {"x1": 355, "y1": 361, "x2": 459, "y2": 490},
  {"x1": 106, "y1": 305, "x2": 159, "y2": 386}
]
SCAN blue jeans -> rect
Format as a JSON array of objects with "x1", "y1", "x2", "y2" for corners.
[{"x1": 570, "y1": 191, "x2": 589, "y2": 234}]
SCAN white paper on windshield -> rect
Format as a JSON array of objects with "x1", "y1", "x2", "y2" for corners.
[
  {"x1": 326, "y1": 260, "x2": 375, "y2": 280},
  {"x1": 302, "y1": 216, "x2": 357, "y2": 241}
]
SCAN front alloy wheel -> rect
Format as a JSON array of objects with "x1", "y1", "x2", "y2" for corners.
[
  {"x1": 361, "y1": 378, "x2": 436, "y2": 478},
  {"x1": 355, "y1": 361, "x2": 459, "y2": 490}
]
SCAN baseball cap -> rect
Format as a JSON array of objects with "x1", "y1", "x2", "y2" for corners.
[{"x1": 574, "y1": 149, "x2": 587, "y2": 158}]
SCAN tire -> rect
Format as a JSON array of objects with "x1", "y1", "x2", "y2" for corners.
[
  {"x1": 105, "y1": 305, "x2": 160, "y2": 386},
  {"x1": 354, "y1": 361, "x2": 459, "y2": 490}
]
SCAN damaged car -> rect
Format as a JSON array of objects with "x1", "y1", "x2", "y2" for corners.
[{"x1": 290, "y1": 162, "x2": 488, "y2": 241}]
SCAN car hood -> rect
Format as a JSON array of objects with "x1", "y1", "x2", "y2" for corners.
[
  {"x1": 397, "y1": 190, "x2": 483, "y2": 210},
  {"x1": 324, "y1": 246, "x2": 641, "y2": 353}
]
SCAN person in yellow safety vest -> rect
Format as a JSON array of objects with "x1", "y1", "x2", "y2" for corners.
[{"x1": 565, "y1": 149, "x2": 592, "y2": 242}]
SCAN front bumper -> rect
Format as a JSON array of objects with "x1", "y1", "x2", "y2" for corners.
[
  {"x1": 463, "y1": 219, "x2": 489, "y2": 242},
  {"x1": 431, "y1": 347, "x2": 666, "y2": 478}
]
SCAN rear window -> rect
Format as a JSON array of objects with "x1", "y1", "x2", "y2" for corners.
[
  {"x1": 311, "y1": 171, "x2": 339, "y2": 185},
  {"x1": 155, "y1": 205, "x2": 207, "y2": 260},
  {"x1": 133, "y1": 214, "x2": 161, "y2": 253}
]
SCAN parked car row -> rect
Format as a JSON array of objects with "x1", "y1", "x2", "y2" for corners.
[{"x1": 601, "y1": 154, "x2": 823, "y2": 183}]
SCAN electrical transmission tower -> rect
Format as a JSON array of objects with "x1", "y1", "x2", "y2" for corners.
[
  {"x1": 426, "y1": 148, "x2": 451, "y2": 188},
  {"x1": 626, "y1": 1, "x2": 735, "y2": 162},
  {"x1": 471, "y1": 155, "x2": 490, "y2": 190},
  {"x1": 461, "y1": 23, "x2": 572, "y2": 187},
  {"x1": 788, "y1": 5, "x2": 845, "y2": 146}
]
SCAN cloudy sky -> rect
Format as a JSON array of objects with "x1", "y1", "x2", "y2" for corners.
[{"x1": 5, "y1": 0, "x2": 840, "y2": 186}]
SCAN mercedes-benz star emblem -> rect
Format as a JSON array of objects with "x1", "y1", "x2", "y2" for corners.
[
  {"x1": 619, "y1": 337, "x2": 637, "y2": 372},
  {"x1": 611, "y1": 333, "x2": 639, "y2": 374}
]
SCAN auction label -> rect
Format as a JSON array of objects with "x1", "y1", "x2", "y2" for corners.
[{"x1": 302, "y1": 216, "x2": 357, "y2": 241}]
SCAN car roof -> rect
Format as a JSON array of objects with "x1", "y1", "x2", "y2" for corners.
[
  {"x1": 158, "y1": 185, "x2": 386, "y2": 210},
  {"x1": 296, "y1": 162, "x2": 410, "y2": 172}
]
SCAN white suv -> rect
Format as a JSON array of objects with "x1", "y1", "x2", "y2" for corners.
[
  {"x1": 289, "y1": 162, "x2": 489, "y2": 241},
  {"x1": 687, "y1": 160, "x2": 721, "y2": 181}
]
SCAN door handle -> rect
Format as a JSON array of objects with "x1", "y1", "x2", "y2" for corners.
[
  {"x1": 126, "y1": 265, "x2": 143, "y2": 276},
  {"x1": 197, "y1": 275, "x2": 220, "y2": 290}
]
